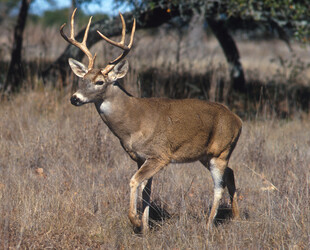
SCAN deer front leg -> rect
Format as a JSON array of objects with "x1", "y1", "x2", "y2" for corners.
[{"x1": 129, "y1": 159, "x2": 167, "y2": 230}]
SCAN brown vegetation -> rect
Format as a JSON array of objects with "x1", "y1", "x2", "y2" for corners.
[{"x1": 0, "y1": 88, "x2": 309, "y2": 248}]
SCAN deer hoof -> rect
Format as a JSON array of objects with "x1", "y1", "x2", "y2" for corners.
[{"x1": 128, "y1": 212, "x2": 141, "y2": 228}]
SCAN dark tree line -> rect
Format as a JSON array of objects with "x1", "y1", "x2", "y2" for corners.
[{"x1": 3, "y1": 0, "x2": 309, "y2": 97}]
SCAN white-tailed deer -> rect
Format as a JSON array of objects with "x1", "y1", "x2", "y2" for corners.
[{"x1": 61, "y1": 9, "x2": 242, "y2": 232}]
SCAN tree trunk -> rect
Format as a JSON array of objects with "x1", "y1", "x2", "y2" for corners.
[
  {"x1": 206, "y1": 18, "x2": 246, "y2": 94},
  {"x1": 42, "y1": 6, "x2": 193, "y2": 85},
  {"x1": 4, "y1": 0, "x2": 31, "y2": 93}
]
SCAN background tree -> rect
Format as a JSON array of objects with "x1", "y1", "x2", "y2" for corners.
[
  {"x1": 4, "y1": 0, "x2": 31, "y2": 94},
  {"x1": 2, "y1": 0, "x2": 57, "y2": 94}
]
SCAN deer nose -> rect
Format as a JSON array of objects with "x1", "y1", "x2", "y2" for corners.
[{"x1": 70, "y1": 95, "x2": 80, "y2": 106}]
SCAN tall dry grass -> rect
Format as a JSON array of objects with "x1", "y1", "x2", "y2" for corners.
[{"x1": 0, "y1": 87, "x2": 309, "y2": 248}]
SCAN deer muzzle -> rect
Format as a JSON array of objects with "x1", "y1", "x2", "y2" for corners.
[{"x1": 70, "y1": 94, "x2": 84, "y2": 106}]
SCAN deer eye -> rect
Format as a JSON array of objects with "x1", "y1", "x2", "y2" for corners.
[{"x1": 95, "y1": 81, "x2": 104, "y2": 85}]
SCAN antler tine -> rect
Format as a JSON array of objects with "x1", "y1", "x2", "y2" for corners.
[
  {"x1": 82, "y1": 15, "x2": 92, "y2": 44},
  {"x1": 119, "y1": 12, "x2": 126, "y2": 44},
  {"x1": 128, "y1": 18, "x2": 136, "y2": 48},
  {"x1": 70, "y1": 8, "x2": 77, "y2": 39},
  {"x1": 96, "y1": 13, "x2": 130, "y2": 51},
  {"x1": 60, "y1": 8, "x2": 96, "y2": 70},
  {"x1": 98, "y1": 14, "x2": 136, "y2": 75}
]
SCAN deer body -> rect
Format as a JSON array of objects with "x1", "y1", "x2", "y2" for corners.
[
  {"x1": 62, "y1": 9, "x2": 242, "y2": 232},
  {"x1": 94, "y1": 84, "x2": 241, "y2": 164}
]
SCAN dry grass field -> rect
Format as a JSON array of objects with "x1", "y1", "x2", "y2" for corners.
[
  {"x1": 0, "y1": 18, "x2": 310, "y2": 248},
  {"x1": 0, "y1": 88, "x2": 309, "y2": 249}
]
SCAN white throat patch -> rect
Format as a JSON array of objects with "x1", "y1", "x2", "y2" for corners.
[{"x1": 99, "y1": 101, "x2": 112, "y2": 115}]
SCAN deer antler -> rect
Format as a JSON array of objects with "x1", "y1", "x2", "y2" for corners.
[
  {"x1": 97, "y1": 13, "x2": 136, "y2": 75},
  {"x1": 60, "y1": 8, "x2": 96, "y2": 70}
]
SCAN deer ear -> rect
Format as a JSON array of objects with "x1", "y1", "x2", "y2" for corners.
[
  {"x1": 114, "y1": 60, "x2": 129, "y2": 78},
  {"x1": 68, "y1": 58, "x2": 88, "y2": 77},
  {"x1": 108, "y1": 60, "x2": 129, "y2": 81}
]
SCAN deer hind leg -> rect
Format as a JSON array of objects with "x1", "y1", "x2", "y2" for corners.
[
  {"x1": 200, "y1": 157, "x2": 226, "y2": 228},
  {"x1": 137, "y1": 160, "x2": 153, "y2": 212},
  {"x1": 141, "y1": 177, "x2": 152, "y2": 211},
  {"x1": 224, "y1": 167, "x2": 240, "y2": 220},
  {"x1": 129, "y1": 159, "x2": 167, "y2": 231},
  {"x1": 136, "y1": 160, "x2": 153, "y2": 232},
  {"x1": 201, "y1": 156, "x2": 240, "y2": 227},
  {"x1": 137, "y1": 161, "x2": 153, "y2": 213},
  {"x1": 208, "y1": 158, "x2": 227, "y2": 227},
  {"x1": 140, "y1": 177, "x2": 153, "y2": 233}
]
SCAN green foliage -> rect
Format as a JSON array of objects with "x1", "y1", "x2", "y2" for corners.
[
  {"x1": 74, "y1": 0, "x2": 102, "y2": 7},
  {"x1": 0, "y1": 0, "x2": 20, "y2": 23},
  {"x1": 0, "y1": 0, "x2": 20, "y2": 10},
  {"x1": 42, "y1": 8, "x2": 70, "y2": 27},
  {"x1": 112, "y1": 0, "x2": 310, "y2": 42},
  {"x1": 216, "y1": 0, "x2": 310, "y2": 42},
  {"x1": 28, "y1": 8, "x2": 108, "y2": 27}
]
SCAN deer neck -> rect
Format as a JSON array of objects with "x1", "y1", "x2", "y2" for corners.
[{"x1": 94, "y1": 82, "x2": 138, "y2": 139}]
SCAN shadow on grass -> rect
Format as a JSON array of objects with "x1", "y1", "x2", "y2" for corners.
[
  {"x1": 213, "y1": 204, "x2": 233, "y2": 226},
  {"x1": 214, "y1": 203, "x2": 250, "y2": 226},
  {"x1": 148, "y1": 201, "x2": 171, "y2": 224},
  {"x1": 134, "y1": 200, "x2": 171, "y2": 233},
  {"x1": 134, "y1": 201, "x2": 249, "y2": 233}
]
